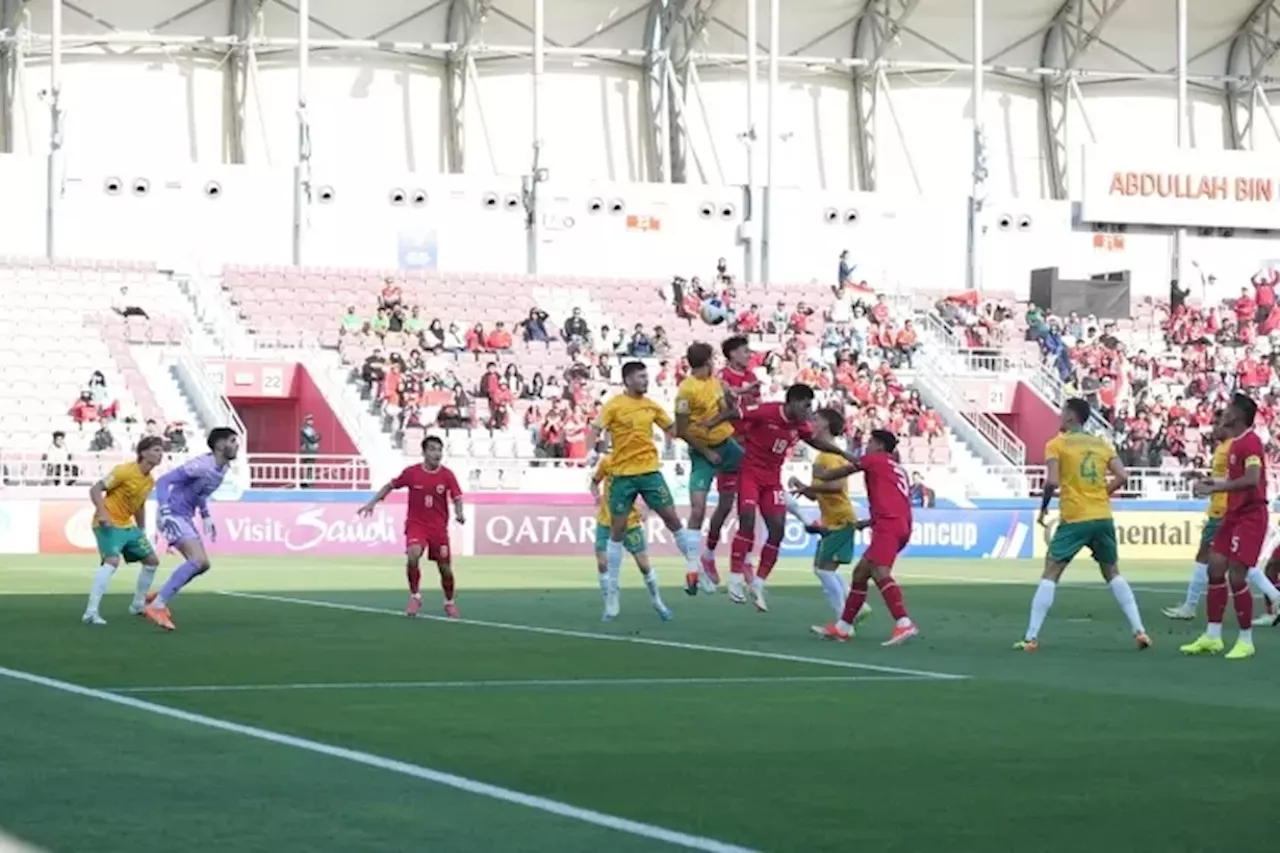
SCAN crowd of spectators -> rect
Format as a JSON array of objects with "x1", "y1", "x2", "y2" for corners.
[
  {"x1": 334, "y1": 261, "x2": 953, "y2": 460},
  {"x1": 934, "y1": 267, "x2": 1280, "y2": 473}
]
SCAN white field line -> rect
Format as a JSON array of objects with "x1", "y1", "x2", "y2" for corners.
[
  {"x1": 0, "y1": 665, "x2": 758, "y2": 853},
  {"x1": 106, "y1": 674, "x2": 935, "y2": 695},
  {"x1": 216, "y1": 590, "x2": 970, "y2": 682},
  {"x1": 898, "y1": 572, "x2": 1176, "y2": 595}
]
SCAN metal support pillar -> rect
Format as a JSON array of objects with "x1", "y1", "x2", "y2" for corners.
[
  {"x1": 743, "y1": 0, "x2": 759, "y2": 285},
  {"x1": 969, "y1": 0, "x2": 986, "y2": 292},
  {"x1": 642, "y1": 0, "x2": 670, "y2": 182},
  {"x1": 762, "y1": 0, "x2": 778, "y2": 283},
  {"x1": 0, "y1": 0, "x2": 16, "y2": 153},
  {"x1": 292, "y1": 0, "x2": 311, "y2": 266},
  {"x1": 524, "y1": 0, "x2": 545, "y2": 275},
  {"x1": 445, "y1": 0, "x2": 481, "y2": 173},
  {"x1": 1040, "y1": 0, "x2": 1131, "y2": 199},
  {"x1": 45, "y1": 0, "x2": 63, "y2": 260},
  {"x1": 851, "y1": 0, "x2": 921, "y2": 192},
  {"x1": 1174, "y1": 0, "x2": 1188, "y2": 294},
  {"x1": 225, "y1": 0, "x2": 262, "y2": 164},
  {"x1": 659, "y1": 0, "x2": 723, "y2": 185},
  {"x1": 1225, "y1": 0, "x2": 1280, "y2": 149}
]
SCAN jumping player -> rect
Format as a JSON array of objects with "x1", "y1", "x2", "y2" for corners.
[
  {"x1": 675, "y1": 342, "x2": 743, "y2": 596},
  {"x1": 700, "y1": 383, "x2": 856, "y2": 611},
  {"x1": 786, "y1": 408, "x2": 871, "y2": 624},
  {"x1": 1184, "y1": 393, "x2": 1269, "y2": 659},
  {"x1": 590, "y1": 453, "x2": 672, "y2": 621},
  {"x1": 1017, "y1": 398, "x2": 1149, "y2": 651},
  {"x1": 810, "y1": 429, "x2": 919, "y2": 646},
  {"x1": 359, "y1": 435, "x2": 465, "y2": 618},
  {"x1": 81, "y1": 436, "x2": 166, "y2": 625},
  {"x1": 703, "y1": 335, "x2": 763, "y2": 589},
  {"x1": 590, "y1": 361, "x2": 704, "y2": 590},
  {"x1": 1164, "y1": 416, "x2": 1231, "y2": 620},
  {"x1": 142, "y1": 427, "x2": 240, "y2": 632}
]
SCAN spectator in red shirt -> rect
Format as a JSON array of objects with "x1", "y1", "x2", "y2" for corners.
[
  {"x1": 871, "y1": 295, "x2": 891, "y2": 325},
  {"x1": 69, "y1": 391, "x2": 98, "y2": 426},
  {"x1": 918, "y1": 409, "x2": 943, "y2": 438},
  {"x1": 486, "y1": 322, "x2": 513, "y2": 352},
  {"x1": 379, "y1": 277, "x2": 402, "y2": 310},
  {"x1": 736, "y1": 304, "x2": 762, "y2": 335},
  {"x1": 788, "y1": 303, "x2": 813, "y2": 334},
  {"x1": 1234, "y1": 287, "x2": 1257, "y2": 326},
  {"x1": 465, "y1": 323, "x2": 487, "y2": 353},
  {"x1": 480, "y1": 363, "x2": 501, "y2": 399},
  {"x1": 896, "y1": 320, "x2": 919, "y2": 367},
  {"x1": 1253, "y1": 269, "x2": 1277, "y2": 324}
]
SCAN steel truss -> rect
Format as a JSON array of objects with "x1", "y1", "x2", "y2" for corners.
[
  {"x1": 1226, "y1": 0, "x2": 1280, "y2": 149},
  {"x1": 851, "y1": 0, "x2": 921, "y2": 192}
]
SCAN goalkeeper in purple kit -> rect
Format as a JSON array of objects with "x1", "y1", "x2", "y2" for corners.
[{"x1": 142, "y1": 427, "x2": 240, "y2": 632}]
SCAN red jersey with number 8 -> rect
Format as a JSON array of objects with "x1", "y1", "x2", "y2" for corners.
[
  {"x1": 738, "y1": 403, "x2": 814, "y2": 478},
  {"x1": 392, "y1": 463, "x2": 462, "y2": 531},
  {"x1": 860, "y1": 451, "x2": 912, "y2": 524}
]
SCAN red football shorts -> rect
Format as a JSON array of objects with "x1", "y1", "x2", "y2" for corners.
[
  {"x1": 715, "y1": 470, "x2": 739, "y2": 494},
  {"x1": 406, "y1": 523, "x2": 451, "y2": 562},
  {"x1": 1212, "y1": 508, "x2": 1268, "y2": 567},
  {"x1": 863, "y1": 520, "x2": 912, "y2": 570},
  {"x1": 736, "y1": 471, "x2": 785, "y2": 517}
]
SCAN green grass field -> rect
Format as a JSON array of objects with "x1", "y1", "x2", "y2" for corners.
[{"x1": 0, "y1": 555, "x2": 1275, "y2": 853}]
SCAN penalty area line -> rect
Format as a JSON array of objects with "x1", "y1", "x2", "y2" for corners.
[
  {"x1": 106, "y1": 674, "x2": 936, "y2": 695},
  {"x1": 0, "y1": 665, "x2": 758, "y2": 853},
  {"x1": 215, "y1": 590, "x2": 970, "y2": 682}
]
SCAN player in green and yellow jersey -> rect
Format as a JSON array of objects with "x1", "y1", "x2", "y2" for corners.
[
  {"x1": 590, "y1": 453, "x2": 671, "y2": 622},
  {"x1": 590, "y1": 361, "x2": 704, "y2": 593},
  {"x1": 1164, "y1": 416, "x2": 1231, "y2": 620},
  {"x1": 674, "y1": 342, "x2": 744, "y2": 596},
  {"x1": 1016, "y1": 398, "x2": 1151, "y2": 651},
  {"x1": 81, "y1": 436, "x2": 166, "y2": 626},
  {"x1": 787, "y1": 408, "x2": 872, "y2": 624}
]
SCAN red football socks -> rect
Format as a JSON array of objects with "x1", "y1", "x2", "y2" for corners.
[
  {"x1": 1229, "y1": 575, "x2": 1252, "y2": 629},
  {"x1": 757, "y1": 543, "x2": 780, "y2": 581},
  {"x1": 730, "y1": 532, "x2": 753, "y2": 576},
  {"x1": 875, "y1": 575, "x2": 909, "y2": 621},
  {"x1": 406, "y1": 563, "x2": 422, "y2": 595},
  {"x1": 1206, "y1": 580, "x2": 1228, "y2": 624},
  {"x1": 841, "y1": 580, "x2": 869, "y2": 625},
  {"x1": 441, "y1": 573, "x2": 456, "y2": 602}
]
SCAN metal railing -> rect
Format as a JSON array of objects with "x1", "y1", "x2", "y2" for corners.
[
  {"x1": 913, "y1": 348, "x2": 1026, "y2": 467},
  {"x1": 0, "y1": 451, "x2": 371, "y2": 490}
]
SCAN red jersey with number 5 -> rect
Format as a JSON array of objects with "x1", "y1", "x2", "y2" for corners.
[
  {"x1": 738, "y1": 403, "x2": 814, "y2": 477},
  {"x1": 720, "y1": 366, "x2": 762, "y2": 410},
  {"x1": 1226, "y1": 429, "x2": 1268, "y2": 514},
  {"x1": 860, "y1": 451, "x2": 912, "y2": 524},
  {"x1": 392, "y1": 464, "x2": 462, "y2": 530}
]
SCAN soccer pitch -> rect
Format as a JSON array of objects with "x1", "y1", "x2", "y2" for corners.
[{"x1": 0, "y1": 555, "x2": 1275, "y2": 853}]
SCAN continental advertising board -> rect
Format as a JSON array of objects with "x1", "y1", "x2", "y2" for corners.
[{"x1": 31, "y1": 493, "x2": 1034, "y2": 560}]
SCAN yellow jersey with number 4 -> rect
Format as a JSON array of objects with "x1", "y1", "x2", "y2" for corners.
[
  {"x1": 675, "y1": 376, "x2": 734, "y2": 446},
  {"x1": 1045, "y1": 429, "x2": 1116, "y2": 523},
  {"x1": 1207, "y1": 439, "x2": 1230, "y2": 519},
  {"x1": 813, "y1": 451, "x2": 857, "y2": 528},
  {"x1": 96, "y1": 462, "x2": 155, "y2": 529},
  {"x1": 594, "y1": 455, "x2": 644, "y2": 529},
  {"x1": 595, "y1": 393, "x2": 673, "y2": 476}
]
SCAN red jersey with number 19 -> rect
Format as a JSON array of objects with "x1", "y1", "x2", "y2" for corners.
[
  {"x1": 392, "y1": 463, "x2": 462, "y2": 531},
  {"x1": 738, "y1": 403, "x2": 814, "y2": 478}
]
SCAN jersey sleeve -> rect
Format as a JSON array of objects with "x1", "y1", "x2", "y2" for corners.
[
  {"x1": 1243, "y1": 433, "x2": 1265, "y2": 467},
  {"x1": 596, "y1": 399, "x2": 615, "y2": 430},
  {"x1": 102, "y1": 464, "x2": 129, "y2": 490},
  {"x1": 1044, "y1": 436, "x2": 1063, "y2": 463},
  {"x1": 446, "y1": 469, "x2": 463, "y2": 498},
  {"x1": 390, "y1": 466, "x2": 412, "y2": 489},
  {"x1": 673, "y1": 385, "x2": 691, "y2": 415}
]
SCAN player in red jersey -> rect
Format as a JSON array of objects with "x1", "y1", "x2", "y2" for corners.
[
  {"x1": 700, "y1": 335, "x2": 764, "y2": 595},
  {"x1": 701, "y1": 383, "x2": 856, "y2": 611},
  {"x1": 359, "y1": 435, "x2": 466, "y2": 619},
  {"x1": 808, "y1": 429, "x2": 920, "y2": 646},
  {"x1": 1184, "y1": 393, "x2": 1268, "y2": 658}
]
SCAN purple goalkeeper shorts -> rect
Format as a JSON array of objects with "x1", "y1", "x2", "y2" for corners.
[{"x1": 159, "y1": 514, "x2": 200, "y2": 548}]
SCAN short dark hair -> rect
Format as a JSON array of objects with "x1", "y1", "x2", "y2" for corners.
[
  {"x1": 721, "y1": 335, "x2": 749, "y2": 360},
  {"x1": 422, "y1": 435, "x2": 444, "y2": 451},
  {"x1": 621, "y1": 361, "x2": 646, "y2": 381},
  {"x1": 686, "y1": 343, "x2": 714, "y2": 370},
  {"x1": 1064, "y1": 397, "x2": 1092, "y2": 426},
  {"x1": 207, "y1": 427, "x2": 238, "y2": 451},
  {"x1": 52, "y1": 430, "x2": 65, "y2": 441},
  {"x1": 870, "y1": 428, "x2": 898, "y2": 454},
  {"x1": 785, "y1": 383, "x2": 815, "y2": 405},
  {"x1": 816, "y1": 408, "x2": 845, "y2": 436},
  {"x1": 1232, "y1": 393, "x2": 1258, "y2": 427},
  {"x1": 136, "y1": 436, "x2": 165, "y2": 457}
]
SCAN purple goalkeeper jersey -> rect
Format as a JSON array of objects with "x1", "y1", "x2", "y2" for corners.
[{"x1": 155, "y1": 453, "x2": 228, "y2": 519}]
